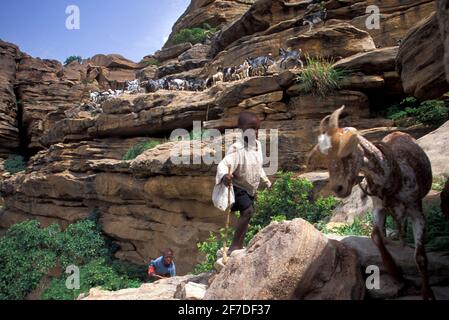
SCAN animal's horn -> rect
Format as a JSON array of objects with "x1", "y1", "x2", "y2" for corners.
[
  {"x1": 320, "y1": 115, "x2": 331, "y2": 133},
  {"x1": 329, "y1": 105, "x2": 345, "y2": 129}
]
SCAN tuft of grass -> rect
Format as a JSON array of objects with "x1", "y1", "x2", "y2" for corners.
[
  {"x1": 122, "y1": 140, "x2": 161, "y2": 161},
  {"x1": 295, "y1": 55, "x2": 348, "y2": 97}
]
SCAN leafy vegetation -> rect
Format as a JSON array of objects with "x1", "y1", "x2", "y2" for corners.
[
  {"x1": 0, "y1": 218, "x2": 143, "y2": 300},
  {"x1": 295, "y1": 56, "x2": 348, "y2": 97},
  {"x1": 386, "y1": 97, "x2": 449, "y2": 127},
  {"x1": 122, "y1": 139, "x2": 161, "y2": 160},
  {"x1": 192, "y1": 173, "x2": 338, "y2": 274},
  {"x1": 146, "y1": 58, "x2": 160, "y2": 67},
  {"x1": 64, "y1": 55, "x2": 82, "y2": 66},
  {"x1": 3, "y1": 155, "x2": 26, "y2": 174},
  {"x1": 324, "y1": 206, "x2": 449, "y2": 252},
  {"x1": 42, "y1": 258, "x2": 141, "y2": 300},
  {"x1": 172, "y1": 23, "x2": 218, "y2": 45},
  {"x1": 254, "y1": 172, "x2": 339, "y2": 227},
  {"x1": 432, "y1": 174, "x2": 448, "y2": 192}
]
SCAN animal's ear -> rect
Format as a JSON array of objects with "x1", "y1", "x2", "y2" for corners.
[
  {"x1": 306, "y1": 144, "x2": 328, "y2": 171},
  {"x1": 338, "y1": 131, "x2": 359, "y2": 158}
]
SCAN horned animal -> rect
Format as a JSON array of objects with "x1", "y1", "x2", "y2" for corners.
[
  {"x1": 308, "y1": 106, "x2": 435, "y2": 300},
  {"x1": 279, "y1": 48, "x2": 304, "y2": 69},
  {"x1": 303, "y1": 9, "x2": 327, "y2": 32}
]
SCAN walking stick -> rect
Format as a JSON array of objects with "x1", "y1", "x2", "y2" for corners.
[{"x1": 222, "y1": 166, "x2": 232, "y2": 265}]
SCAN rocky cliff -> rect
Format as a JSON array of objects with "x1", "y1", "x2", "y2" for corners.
[{"x1": 1, "y1": 0, "x2": 447, "y2": 277}]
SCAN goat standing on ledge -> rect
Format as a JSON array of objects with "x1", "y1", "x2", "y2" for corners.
[{"x1": 308, "y1": 106, "x2": 435, "y2": 300}]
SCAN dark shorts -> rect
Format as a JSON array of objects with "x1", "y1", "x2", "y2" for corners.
[{"x1": 231, "y1": 186, "x2": 255, "y2": 213}]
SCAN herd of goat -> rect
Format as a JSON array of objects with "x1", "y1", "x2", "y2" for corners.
[{"x1": 89, "y1": 48, "x2": 305, "y2": 103}]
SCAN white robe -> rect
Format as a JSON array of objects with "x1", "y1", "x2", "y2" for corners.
[{"x1": 216, "y1": 138, "x2": 271, "y2": 196}]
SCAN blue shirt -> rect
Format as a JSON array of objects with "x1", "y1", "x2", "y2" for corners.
[{"x1": 150, "y1": 256, "x2": 176, "y2": 277}]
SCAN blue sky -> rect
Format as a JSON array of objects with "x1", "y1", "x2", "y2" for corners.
[{"x1": 0, "y1": 0, "x2": 190, "y2": 63}]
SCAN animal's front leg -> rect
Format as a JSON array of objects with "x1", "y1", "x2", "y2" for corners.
[
  {"x1": 410, "y1": 210, "x2": 436, "y2": 300},
  {"x1": 371, "y1": 205, "x2": 404, "y2": 286}
]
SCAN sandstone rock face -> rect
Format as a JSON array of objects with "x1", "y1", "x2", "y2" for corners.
[
  {"x1": 438, "y1": 0, "x2": 449, "y2": 82},
  {"x1": 205, "y1": 219, "x2": 365, "y2": 300},
  {"x1": 397, "y1": 12, "x2": 449, "y2": 101},
  {"x1": 0, "y1": 136, "x2": 234, "y2": 274},
  {"x1": 418, "y1": 120, "x2": 449, "y2": 176},
  {"x1": 0, "y1": 41, "x2": 21, "y2": 156}
]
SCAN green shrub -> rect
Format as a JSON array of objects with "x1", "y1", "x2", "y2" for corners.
[
  {"x1": 296, "y1": 56, "x2": 347, "y2": 97},
  {"x1": 122, "y1": 139, "x2": 161, "y2": 160},
  {"x1": 146, "y1": 58, "x2": 160, "y2": 67},
  {"x1": 433, "y1": 174, "x2": 449, "y2": 192},
  {"x1": 192, "y1": 173, "x2": 338, "y2": 274},
  {"x1": 325, "y1": 207, "x2": 449, "y2": 252},
  {"x1": 42, "y1": 258, "x2": 141, "y2": 300},
  {"x1": 386, "y1": 97, "x2": 449, "y2": 127},
  {"x1": 64, "y1": 56, "x2": 82, "y2": 66},
  {"x1": 4, "y1": 155, "x2": 26, "y2": 174},
  {"x1": 172, "y1": 24, "x2": 218, "y2": 45},
  {"x1": 254, "y1": 172, "x2": 338, "y2": 227},
  {"x1": 0, "y1": 218, "x2": 143, "y2": 300}
]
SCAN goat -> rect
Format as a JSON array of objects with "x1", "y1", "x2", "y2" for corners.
[
  {"x1": 235, "y1": 60, "x2": 251, "y2": 80},
  {"x1": 308, "y1": 106, "x2": 435, "y2": 300},
  {"x1": 207, "y1": 71, "x2": 224, "y2": 87},
  {"x1": 303, "y1": 9, "x2": 327, "y2": 32},
  {"x1": 223, "y1": 67, "x2": 236, "y2": 82},
  {"x1": 247, "y1": 55, "x2": 274, "y2": 76},
  {"x1": 126, "y1": 79, "x2": 141, "y2": 93},
  {"x1": 279, "y1": 48, "x2": 304, "y2": 69}
]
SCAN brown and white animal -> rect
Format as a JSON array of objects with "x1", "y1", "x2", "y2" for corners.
[
  {"x1": 208, "y1": 71, "x2": 224, "y2": 86},
  {"x1": 308, "y1": 106, "x2": 435, "y2": 300}
]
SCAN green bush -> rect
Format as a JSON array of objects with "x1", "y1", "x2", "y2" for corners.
[
  {"x1": 192, "y1": 173, "x2": 338, "y2": 274},
  {"x1": 42, "y1": 258, "x2": 141, "y2": 300},
  {"x1": 325, "y1": 206, "x2": 449, "y2": 252},
  {"x1": 64, "y1": 56, "x2": 82, "y2": 66},
  {"x1": 433, "y1": 174, "x2": 449, "y2": 192},
  {"x1": 122, "y1": 139, "x2": 161, "y2": 160},
  {"x1": 386, "y1": 97, "x2": 449, "y2": 127},
  {"x1": 254, "y1": 172, "x2": 338, "y2": 227},
  {"x1": 0, "y1": 218, "x2": 143, "y2": 300},
  {"x1": 146, "y1": 58, "x2": 160, "y2": 67},
  {"x1": 296, "y1": 56, "x2": 348, "y2": 97},
  {"x1": 172, "y1": 24, "x2": 218, "y2": 45},
  {"x1": 4, "y1": 155, "x2": 26, "y2": 174}
]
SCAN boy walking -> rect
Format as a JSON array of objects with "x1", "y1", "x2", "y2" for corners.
[{"x1": 216, "y1": 112, "x2": 271, "y2": 254}]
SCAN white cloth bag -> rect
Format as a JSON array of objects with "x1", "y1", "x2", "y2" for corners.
[{"x1": 212, "y1": 183, "x2": 235, "y2": 212}]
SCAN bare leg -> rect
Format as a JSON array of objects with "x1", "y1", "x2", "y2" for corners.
[
  {"x1": 410, "y1": 208, "x2": 435, "y2": 300},
  {"x1": 229, "y1": 206, "x2": 254, "y2": 253}
]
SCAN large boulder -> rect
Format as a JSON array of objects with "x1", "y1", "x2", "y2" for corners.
[
  {"x1": 79, "y1": 274, "x2": 210, "y2": 300},
  {"x1": 332, "y1": 236, "x2": 449, "y2": 299},
  {"x1": 397, "y1": 12, "x2": 449, "y2": 101},
  {"x1": 418, "y1": 120, "x2": 449, "y2": 176},
  {"x1": 205, "y1": 219, "x2": 365, "y2": 300}
]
